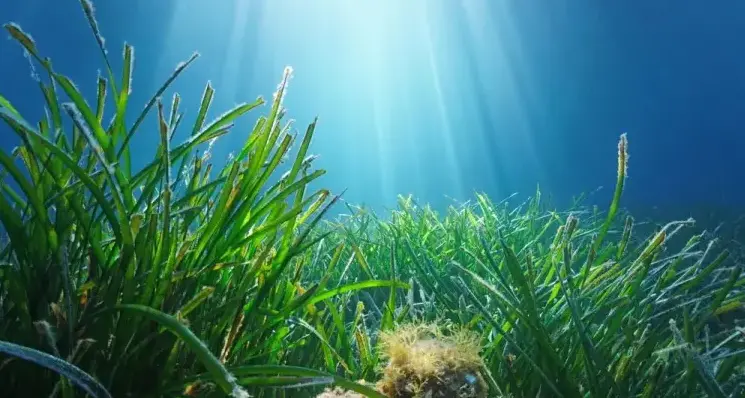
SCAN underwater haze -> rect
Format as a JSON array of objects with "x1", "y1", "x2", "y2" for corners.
[{"x1": 1, "y1": 0, "x2": 745, "y2": 214}]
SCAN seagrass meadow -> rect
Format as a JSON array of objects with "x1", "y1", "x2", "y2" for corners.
[{"x1": 1, "y1": 1, "x2": 745, "y2": 397}]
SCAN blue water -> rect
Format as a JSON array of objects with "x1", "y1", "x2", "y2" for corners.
[{"x1": 1, "y1": 0, "x2": 744, "y2": 217}]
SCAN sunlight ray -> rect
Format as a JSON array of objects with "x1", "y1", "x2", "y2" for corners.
[
  {"x1": 421, "y1": 0, "x2": 465, "y2": 199},
  {"x1": 461, "y1": 0, "x2": 544, "y2": 186},
  {"x1": 217, "y1": 0, "x2": 252, "y2": 102}
]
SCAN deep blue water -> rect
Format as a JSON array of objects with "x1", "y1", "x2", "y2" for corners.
[{"x1": 1, "y1": 0, "x2": 744, "y2": 219}]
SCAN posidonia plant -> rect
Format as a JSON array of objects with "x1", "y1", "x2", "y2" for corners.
[
  {"x1": 0, "y1": 0, "x2": 392, "y2": 397},
  {"x1": 296, "y1": 134, "x2": 745, "y2": 397}
]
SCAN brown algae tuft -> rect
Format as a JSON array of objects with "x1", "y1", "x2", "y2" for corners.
[{"x1": 375, "y1": 322, "x2": 488, "y2": 398}]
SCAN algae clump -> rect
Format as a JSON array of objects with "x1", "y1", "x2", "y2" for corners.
[{"x1": 375, "y1": 322, "x2": 488, "y2": 398}]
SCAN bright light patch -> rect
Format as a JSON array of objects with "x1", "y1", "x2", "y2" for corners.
[{"x1": 150, "y1": 0, "x2": 538, "y2": 209}]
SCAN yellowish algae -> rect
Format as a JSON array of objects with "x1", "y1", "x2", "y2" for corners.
[{"x1": 375, "y1": 322, "x2": 488, "y2": 398}]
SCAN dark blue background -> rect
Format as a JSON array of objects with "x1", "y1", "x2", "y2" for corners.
[{"x1": 1, "y1": 0, "x2": 743, "y2": 219}]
